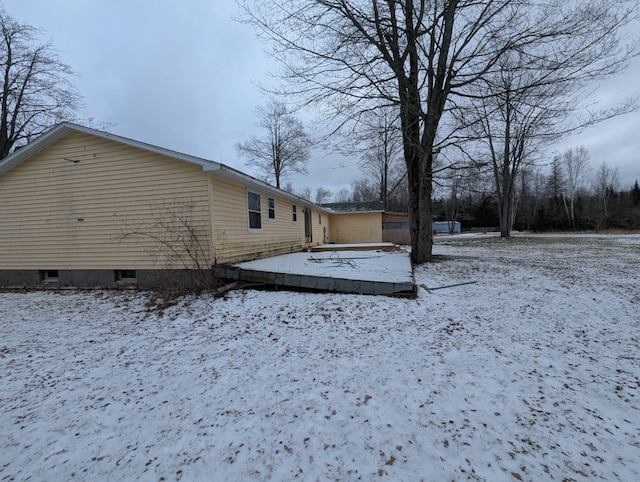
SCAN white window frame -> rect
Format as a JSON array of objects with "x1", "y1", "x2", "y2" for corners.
[
  {"x1": 267, "y1": 196, "x2": 276, "y2": 221},
  {"x1": 247, "y1": 190, "x2": 262, "y2": 231},
  {"x1": 292, "y1": 204, "x2": 298, "y2": 223}
]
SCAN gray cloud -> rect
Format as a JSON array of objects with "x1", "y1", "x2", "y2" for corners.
[{"x1": 3, "y1": 0, "x2": 638, "y2": 194}]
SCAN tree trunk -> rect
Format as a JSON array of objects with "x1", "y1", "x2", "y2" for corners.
[
  {"x1": 403, "y1": 104, "x2": 424, "y2": 263},
  {"x1": 499, "y1": 92, "x2": 512, "y2": 238},
  {"x1": 499, "y1": 198, "x2": 511, "y2": 237},
  {"x1": 417, "y1": 152, "x2": 433, "y2": 262}
]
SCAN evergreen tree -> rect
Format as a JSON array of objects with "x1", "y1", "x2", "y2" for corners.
[{"x1": 631, "y1": 180, "x2": 640, "y2": 206}]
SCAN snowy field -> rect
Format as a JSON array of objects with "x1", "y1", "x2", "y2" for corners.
[{"x1": 1, "y1": 234, "x2": 639, "y2": 481}]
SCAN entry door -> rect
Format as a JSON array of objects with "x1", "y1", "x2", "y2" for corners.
[{"x1": 304, "y1": 209, "x2": 312, "y2": 243}]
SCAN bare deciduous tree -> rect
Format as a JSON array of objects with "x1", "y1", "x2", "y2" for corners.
[
  {"x1": 236, "y1": 99, "x2": 311, "y2": 189},
  {"x1": 281, "y1": 181, "x2": 295, "y2": 194},
  {"x1": 443, "y1": 164, "x2": 490, "y2": 232},
  {"x1": 242, "y1": 0, "x2": 630, "y2": 262},
  {"x1": 298, "y1": 186, "x2": 312, "y2": 201},
  {"x1": 592, "y1": 161, "x2": 621, "y2": 227},
  {"x1": 350, "y1": 178, "x2": 378, "y2": 202},
  {"x1": 314, "y1": 187, "x2": 332, "y2": 204},
  {"x1": 459, "y1": 2, "x2": 637, "y2": 237},
  {"x1": 561, "y1": 146, "x2": 590, "y2": 229},
  {"x1": 0, "y1": 9, "x2": 81, "y2": 159},
  {"x1": 515, "y1": 165, "x2": 547, "y2": 231},
  {"x1": 355, "y1": 107, "x2": 406, "y2": 210},
  {"x1": 334, "y1": 188, "x2": 351, "y2": 203}
]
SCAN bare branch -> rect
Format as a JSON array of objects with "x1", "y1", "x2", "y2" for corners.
[
  {"x1": 235, "y1": 98, "x2": 312, "y2": 188},
  {"x1": 0, "y1": 9, "x2": 82, "y2": 158}
]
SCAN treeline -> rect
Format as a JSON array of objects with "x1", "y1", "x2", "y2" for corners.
[
  {"x1": 431, "y1": 149, "x2": 640, "y2": 231},
  {"x1": 334, "y1": 145, "x2": 640, "y2": 232},
  {"x1": 434, "y1": 179, "x2": 640, "y2": 231}
]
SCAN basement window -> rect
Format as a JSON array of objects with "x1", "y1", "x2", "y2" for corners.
[
  {"x1": 40, "y1": 270, "x2": 59, "y2": 282},
  {"x1": 115, "y1": 270, "x2": 137, "y2": 282}
]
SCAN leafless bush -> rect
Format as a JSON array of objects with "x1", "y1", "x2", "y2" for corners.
[{"x1": 118, "y1": 198, "x2": 218, "y2": 293}]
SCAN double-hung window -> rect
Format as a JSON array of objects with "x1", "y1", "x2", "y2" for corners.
[
  {"x1": 292, "y1": 204, "x2": 298, "y2": 223},
  {"x1": 268, "y1": 197, "x2": 276, "y2": 221},
  {"x1": 247, "y1": 190, "x2": 262, "y2": 231}
]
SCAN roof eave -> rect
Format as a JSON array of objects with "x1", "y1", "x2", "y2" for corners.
[
  {"x1": 0, "y1": 122, "x2": 331, "y2": 213},
  {"x1": 0, "y1": 124, "x2": 74, "y2": 176},
  {"x1": 329, "y1": 210, "x2": 385, "y2": 214},
  {"x1": 205, "y1": 164, "x2": 332, "y2": 212},
  {"x1": 0, "y1": 122, "x2": 223, "y2": 176}
]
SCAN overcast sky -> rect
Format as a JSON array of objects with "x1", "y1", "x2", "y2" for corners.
[{"x1": 3, "y1": 0, "x2": 639, "y2": 196}]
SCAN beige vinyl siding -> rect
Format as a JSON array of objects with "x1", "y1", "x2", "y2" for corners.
[
  {"x1": 382, "y1": 213, "x2": 409, "y2": 223},
  {"x1": 311, "y1": 208, "x2": 330, "y2": 244},
  {"x1": 328, "y1": 212, "x2": 382, "y2": 243},
  {"x1": 210, "y1": 177, "x2": 311, "y2": 263},
  {"x1": 381, "y1": 212, "x2": 410, "y2": 244},
  {"x1": 0, "y1": 132, "x2": 211, "y2": 269}
]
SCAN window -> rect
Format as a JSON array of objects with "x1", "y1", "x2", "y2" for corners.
[
  {"x1": 268, "y1": 197, "x2": 275, "y2": 221},
  {"x1": 292, "y1": 204, "x2": 297, "y2": 223},
  {"x1": 247, "y1": 190, "x2": 262, "y2": 230},
  {"x1": 40, "y1": 270, "x2": 59, "y2": 282},
  {"x1": 318, "y1": 213, "x2": 322, "y2": 225},
  {"x1": 115, "y1": 270, "x2": 137, "y2": 282}
]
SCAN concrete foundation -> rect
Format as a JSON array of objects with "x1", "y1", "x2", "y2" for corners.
[
  {"x1": 214, "y1": 265, "x2": 415, "y2": 296},
  {"x1": 0, "y1": 269, "x2": 213, "y2": 289}
]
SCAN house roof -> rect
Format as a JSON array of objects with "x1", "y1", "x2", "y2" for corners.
[
  {"x1": 321, "y1": 201, "x2": 385, "y2": 213},
  {"x1": 0, "y1": 122, "x2": 329, "y2": 212}
]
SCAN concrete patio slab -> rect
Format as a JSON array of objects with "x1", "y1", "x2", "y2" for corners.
[
  {"x1": 214, "y1": 248, "x2": 415, "y2": 296},
  {"x1": 310, "y1": 242, "x2": 397, "y2": 252}
]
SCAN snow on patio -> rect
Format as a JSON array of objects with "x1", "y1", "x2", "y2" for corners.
[
  {"x1": 216, "y1": 247, "x2": 415, "y2": 295},
  {"x1": 236, "y1": 249, "x2": 413, "y2": 283},
  {"x1": 1, "y1": 234, "x2": 639, "y2": 480}
]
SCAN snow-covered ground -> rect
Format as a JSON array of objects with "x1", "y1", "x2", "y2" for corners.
[{"x1": 1, "y1": 234, "x2": 639, "y2": 481}]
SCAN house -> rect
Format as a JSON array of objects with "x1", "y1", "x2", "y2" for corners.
[
  {"x1": 0, "y1": 123, "x2": 332, "y2": 288},
  {"x1": 321, "y1": 204, "x2": 463, "y2": 243},
  {"x1": 381, "y1": 212, "x2": 411, "y2": 245},
  {"x1": 320, "y1": 201, "x2": 384, "y2": 244}
]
